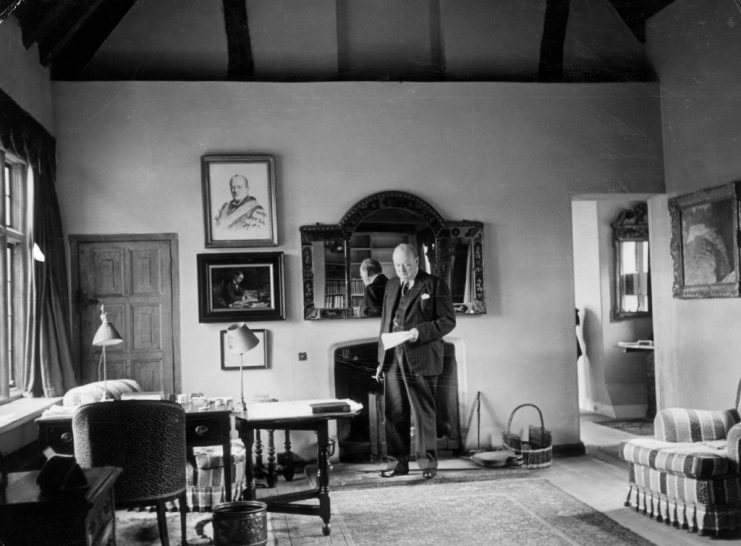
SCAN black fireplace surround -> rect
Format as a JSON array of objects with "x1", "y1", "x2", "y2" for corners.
[{"x1": 334, "y1": 340, "x2": 461, "y2": 462}]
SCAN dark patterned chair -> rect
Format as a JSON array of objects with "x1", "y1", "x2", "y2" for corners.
[
  {"x1": 72, "y1": 400, "x2": 188, "y2": 546},
  {"x1": 620, "y1": 399, "x2": 741, "y2": 536}
]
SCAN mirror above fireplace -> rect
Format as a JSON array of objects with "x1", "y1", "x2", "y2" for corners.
[{"x1": 300, "y1": 191, "x2": 486, "y2": 320}]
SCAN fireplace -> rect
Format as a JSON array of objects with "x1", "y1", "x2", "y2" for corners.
[{"x1": 332, "y1": 338, "x2": 464, "y2": 462}]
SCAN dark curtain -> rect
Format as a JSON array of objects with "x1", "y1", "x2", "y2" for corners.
[{"x1": 0, "y1": 88, "x2": 76, "y2": 397}]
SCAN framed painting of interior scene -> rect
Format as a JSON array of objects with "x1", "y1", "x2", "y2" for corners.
[
  {"x1": 220, "y1": 329, "x2": 268, "y2": 370},
  {"x1": 669, "y1": 181, "x2": 741, "y2": 298},
  {"x1": 201, "y1": 154, "x2": 278, "y2": 247},
  {"x1": 197, "y1": 252, "x2": 285, "y2": 322}
]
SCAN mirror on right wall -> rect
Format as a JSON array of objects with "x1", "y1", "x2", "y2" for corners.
[{"x1": 612, "y1": 202, "x2": 651, "y2": 319}]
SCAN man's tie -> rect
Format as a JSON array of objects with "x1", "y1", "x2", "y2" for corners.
[{"x1": 401, "y1": 282, "x2": 409, "y2": 297}]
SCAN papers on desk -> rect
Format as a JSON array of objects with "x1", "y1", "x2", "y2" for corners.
[
  {"x1": 242, "y1": 398, "x2": 362, "y2": 421},
  {"x1": 42, "y1": 405, "x2": 77, "y2": 416},
  {"x1": 381, "y1": 331, "x2": 414, "y2": 350}
]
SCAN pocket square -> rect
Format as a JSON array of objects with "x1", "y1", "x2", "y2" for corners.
[{"x1": 421, "y1": 293, "x2": 431, "y2": 300}]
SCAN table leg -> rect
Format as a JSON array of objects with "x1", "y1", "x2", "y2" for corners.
[
  {"x1": 237, "y1": 425, "x2": 257, "y2": 501},
  {"x1": 267, "y1": 430, "x2": 276, "y2": 488},
  {"x1": 282, "y1": 430, "x2": 295, "y2": 481},
  {"x1": 223, "y1": 436, "x2": 232, "y2": 502},
  {"x1": 316, "y1": 422, "x2": 331, "y2": 536},
  {"x1": 254, "y1": 429, "x2": 266, "y2": 478}
]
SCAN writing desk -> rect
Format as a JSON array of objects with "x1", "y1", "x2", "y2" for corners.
[
  {"x1": 36, "y1": 406, "x2": 234, "y2": 502},
  {"x1": 0, "y1": 466, "x2": 122, "y2": 545},
  {"x1": 235, "y1": 409, "x2": 360, "y2": 536}
]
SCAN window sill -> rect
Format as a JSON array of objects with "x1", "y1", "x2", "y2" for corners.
[{"x1": 0, "y1": 396, "x2": 62, "y2": 435}]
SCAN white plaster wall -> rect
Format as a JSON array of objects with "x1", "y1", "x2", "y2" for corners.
[
  {"x1": 52, "y1": 81, "x2": 664, "y2": 450},
  {"x1": 572, "y1": 198, "x2": 654, "y2": 418},
  {"x1": 648, "y1": 1, "x2": 741, "y2": 409}
]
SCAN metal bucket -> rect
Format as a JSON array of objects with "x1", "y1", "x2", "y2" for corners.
[{"x1": 211, "y1": 501, "x2": 268, "y2": 546}]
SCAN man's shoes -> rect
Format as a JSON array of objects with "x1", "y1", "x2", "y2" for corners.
[
  {"x1": 422, "y1": 468, "x2": 437, "y2": 480},
  {"x1": 379, "y1": 460, "x2": 409, "y2": 478}
]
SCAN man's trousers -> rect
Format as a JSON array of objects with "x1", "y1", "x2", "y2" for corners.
[{"x1": 384, "y1": 348, "x2": 439, "y2": 470}]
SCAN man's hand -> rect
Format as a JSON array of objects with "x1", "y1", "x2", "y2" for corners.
[
  {"x1": 409, "y1": 328, "x2": 419, "y2": 342},
  {"x1": 374, "y1": 364, "x2": 384, "y2": 382}
]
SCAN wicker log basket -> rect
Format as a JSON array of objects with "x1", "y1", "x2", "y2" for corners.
[{"x1": 502, "y1": 403, "x2": 552, "y2": 469}]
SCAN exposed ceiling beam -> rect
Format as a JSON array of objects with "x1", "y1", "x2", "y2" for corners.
[
  {"x1": 608, "y1": 0, "x2": 679, "y2": 43},
  {"x1": 539, "y1": 0, "x2": 570, "y2": 82},
  {"x1": 0, "y1": 0, "x2": 25, "y2": 25},
  {"x1": 49, "y1": 0, "x2": 139, "y2": 79},
  {"x1": 22, "y1": 0, "x2": 99, "y2": 59},
  {"x1": 222, "y1": 0, "x2": 254, "y2": 80}
]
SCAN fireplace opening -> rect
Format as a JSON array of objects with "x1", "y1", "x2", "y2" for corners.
[{"x1": 334, "y1": 340, "x2": 462, "y2": 462}]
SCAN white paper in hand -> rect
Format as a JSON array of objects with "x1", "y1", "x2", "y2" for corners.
[{"x1": 381, "y1": 331, "x2": 414, "y2": 350}]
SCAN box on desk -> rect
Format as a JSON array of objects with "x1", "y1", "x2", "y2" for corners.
[{"x1": 242, "y1": 399, "x2": 362, "y2": 420}]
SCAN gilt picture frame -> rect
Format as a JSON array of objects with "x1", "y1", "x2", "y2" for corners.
[
  {"x1": 669, "y1": 181, "x2": 741, "y2": 298},
  {"x1": 197, "y1": 252, "x2": 285, "y2": 322},
  {"x1": 220, "y1": 329, "x2": 268, "y2": 370},
  {"x1": 201, "y1": 154, "x2": 278, "y2": 247}
]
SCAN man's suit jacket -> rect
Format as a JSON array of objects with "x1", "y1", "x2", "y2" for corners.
[
  {"x1": 377, "y1": 270, "x2": 456, "y2": 376},
  {"x1": 361, "y1": 274, "x2": 388, "y2": 317}
]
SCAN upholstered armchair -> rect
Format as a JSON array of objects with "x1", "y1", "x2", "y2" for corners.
[
  {"x1": 620, "y1": 404, "x2": 741, "y2": 536},
  {"x1": 72, "y1": 400, "x2": 188, "y2": 546}
]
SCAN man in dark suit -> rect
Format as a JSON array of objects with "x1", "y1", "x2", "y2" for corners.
[
  {"x1": 374, "y1": 243, "x2": 456, "y2": 479},
  {"x1": 359, "y1": 258, "x2": 388, "y2": 317}
]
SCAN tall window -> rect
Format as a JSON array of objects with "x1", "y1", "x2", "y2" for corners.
[{"x1": 0, "y1": 151, "x2": 30, "y2": 401}]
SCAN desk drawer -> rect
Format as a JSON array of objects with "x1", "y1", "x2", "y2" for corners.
[{"x1": 186, "y1": 414, "x2": 229, "y2": 446}]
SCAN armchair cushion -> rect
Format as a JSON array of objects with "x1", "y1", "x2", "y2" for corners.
[
  {"x1": 727, "y1": 423, "x2": 741, "y2": 464},
  {"x1": 62, "y1": 379, "x2": 142, "y2": 406},
  {"x1": 621, "y1": 438, "x2": 735, "y2": 479},
  {"x1": 655, "y1": 408, "x2": 740, "y2": 442}
]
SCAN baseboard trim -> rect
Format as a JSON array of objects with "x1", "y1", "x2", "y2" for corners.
[{"x1": 553, "y1": 442, "x2": 585, "y2": 457}]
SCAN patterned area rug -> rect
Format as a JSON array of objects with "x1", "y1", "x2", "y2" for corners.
[
  {"x1": 115, "y1": 478, "x2": 652, "y2": 545},
  {"x1": 594, "y1": 418, "x2": 654, "y2": 436},
  {"x1": 330, "y1": 478, "x2": 653, "y2": 545}
]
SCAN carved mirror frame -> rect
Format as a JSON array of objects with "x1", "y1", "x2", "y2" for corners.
[
  {"x1": 300, "y1": 191, "x2": 485, "y2": 320},
  {"x1": 612, "y1": 202, "x2": 651, "y2": 319}
]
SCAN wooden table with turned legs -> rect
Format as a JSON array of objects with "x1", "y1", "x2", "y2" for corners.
[{"x1": 234, "y1": 410, "x2": 359, "y2": 536}]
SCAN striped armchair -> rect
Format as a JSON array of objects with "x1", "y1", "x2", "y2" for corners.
[{"x1": 620, "y1": 405, "x2": 741, "y2": 536}]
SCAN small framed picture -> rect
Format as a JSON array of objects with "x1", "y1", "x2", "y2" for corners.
[
  {"x1": 202, "y1": 154, "x2": 278, "y2": 247},
  {"x1": 669, "y1": 181, "x2": 741, "y2": 298},
  {"x1": 197, "y1": 252, "x2": 285, "y2": 322},
  {"x1": 220, "y1": 329, "x2": 268, "y2": 370}
]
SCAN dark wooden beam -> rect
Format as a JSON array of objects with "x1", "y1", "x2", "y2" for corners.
[
  {"x1": 23, "y1": 0, "x2": 101, "y2": 55},
  {"x1": 222, "y1": 0, "x2": 253, "y2": 80},
  {"x1": 608, "y1": 0, "x2": 647, "y2": 42},
  {"x1": 0, "y1": 0, "x2": 25, "y2": 25},
  {"x1": 429, "y1": 0, "x2": 445, "y2": 80},
  {"x1": 538, "y1": 0, "x2": 570, "y2": 82},
  {"x1": 49, "y1": 0, "x2": 139, "y2": 79},
  {"x1": 608, "y1": 0, "x2": 679, "y2": 43}
]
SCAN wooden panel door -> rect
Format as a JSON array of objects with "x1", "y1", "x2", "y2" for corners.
[{"x1": 71, "y1": 235, "x2": 180, "y2": 394}]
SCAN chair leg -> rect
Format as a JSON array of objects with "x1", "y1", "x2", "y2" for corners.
[
  {"x1": 155, "y1": 501, "x2": 170, "y2": 546},
  {"x1": 179, "y1": 492, "x2": 189, "y2": 545}
]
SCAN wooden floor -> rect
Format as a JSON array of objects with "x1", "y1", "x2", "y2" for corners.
[{"x1": 260, "y1": 414, "x2": 727, "y2": 545}]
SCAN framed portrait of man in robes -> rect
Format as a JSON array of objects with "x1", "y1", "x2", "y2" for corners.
[{"x1": 202, "y1": 155, "x2": 278, "y2": 247}]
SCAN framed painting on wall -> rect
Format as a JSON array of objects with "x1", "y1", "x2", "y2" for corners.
[
  {"x1": 220, "y1": 329, "x2": 268, "y2": 370},
  {"x1": 669, "y1": 181, "x2": 741, "y2": 298},
  {"x1": 197, "y1": 252, "x2": 285, "y2": 322},
  {"x1": 201, "y1": 154, "x2": 278, "y2": 247}
]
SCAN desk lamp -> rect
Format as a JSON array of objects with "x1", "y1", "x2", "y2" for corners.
[
  {"x1": 92, "y1": 305, "x2": 123, "y2": 401},
  {"x1": 227, "y1": 323, "x2": 260, "y2": 411}
]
